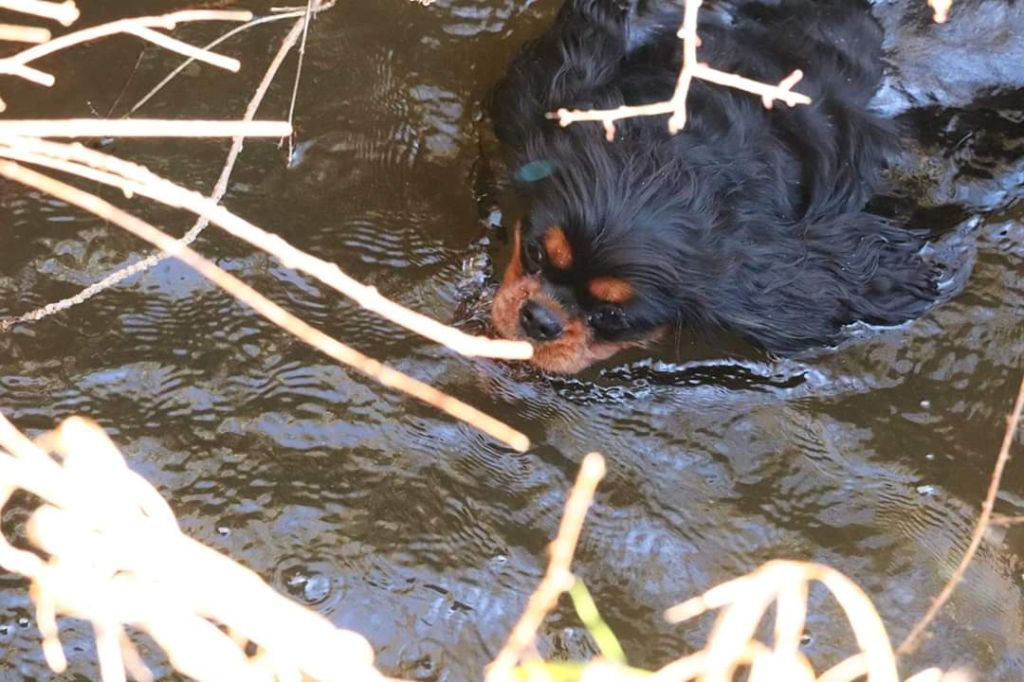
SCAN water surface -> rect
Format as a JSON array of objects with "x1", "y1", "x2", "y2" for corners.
[{"x1": 0, "y1": 1, "x2": 1022, "y2": 679}]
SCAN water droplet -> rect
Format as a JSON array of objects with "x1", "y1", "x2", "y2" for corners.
[
  {"x1": 303, "y1": 575, "x2": 331, "y2": 603},
  {"x1": 486, "y1": 209, "x2": 502, "y2": 228}
]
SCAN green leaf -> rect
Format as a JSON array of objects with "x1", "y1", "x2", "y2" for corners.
[{"x1": 567, "y1": 578, "x2": 627, "y2": 665}]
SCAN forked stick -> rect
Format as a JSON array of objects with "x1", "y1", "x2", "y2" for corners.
[{"x1": 549, "y1": 0, "x2": 810, "y2": 140}]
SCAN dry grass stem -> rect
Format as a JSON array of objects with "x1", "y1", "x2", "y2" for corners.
[
  {"x1": 0, "y1": 413, "x2": 383, "y2": 682},
  {"x1": 897, "y1": 371, "x2": 1024, "y2": 655},
  {"x1": 0, "y1": 119, "x2": 290, "y2": 138},
  {"x1": 486, "y1": 452, "x2": 607, "y2": 680},
  {"x1": 0, "y1": 10, "x2": 252, "y2": 87},
  {"x1": 651, "y1": 559, "x2": 964, "y2": 682},
  {"x1": 549, "y1": 0, "x2": 810, "y2": 140},
  {"x1": 663, "y1": 561, "x2": 896, "y2": 681},
  {"x1": 0, "y1": 0, "x2": 78, "y2": 25},
  {"x1": 0, "y1": 160, "x2": 531, "y2": 452},
  {"x1": 0, "y1": 22, "x2": 51, "y2": 43}
]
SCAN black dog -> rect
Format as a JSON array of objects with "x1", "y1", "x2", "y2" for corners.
[{"x1": 489, "y1": 0, "x2": 959, "y2": 373}]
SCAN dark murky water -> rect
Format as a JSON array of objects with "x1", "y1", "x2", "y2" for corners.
[{"x1": 1, "y1": 1, "x2": 1022, "y2": 679}]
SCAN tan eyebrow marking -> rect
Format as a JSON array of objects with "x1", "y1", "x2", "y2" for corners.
[
  {"x1": 588, "y1": 276, "x2": 634, "y2": 304},
  {"x1": 543, "y1": 226, "x2": 573, "y2": 269}
]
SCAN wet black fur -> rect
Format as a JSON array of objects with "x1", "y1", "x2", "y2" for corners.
[{"x1": 490, "y1": 0, "x2": 946, "y2": 354}]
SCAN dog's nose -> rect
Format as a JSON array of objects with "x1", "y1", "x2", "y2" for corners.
[{"x1": 519, "y1": 300, "x2": 564, "y2": 341}]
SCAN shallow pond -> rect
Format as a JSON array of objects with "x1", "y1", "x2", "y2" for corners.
[{"x1": 0, "y1": 0, "x2": 1022, "y2": 679}]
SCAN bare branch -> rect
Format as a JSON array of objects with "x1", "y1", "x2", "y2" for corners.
[{"x1": 0, "y1": 160, "x2": 531, "y2": 452}]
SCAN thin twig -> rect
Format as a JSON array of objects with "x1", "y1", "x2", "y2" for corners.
[
  {"x1": 0, "y1": 23, "x2": 52, "y2": 43},
  {"x1": 0, "y1": 137, "x2": 532, "y2": 360},
  {"x1": 0, "y1": 161, "x2": 531, "y2": 452},
  {"x1": 692, "y1": 63, "x2": 807, "y2": 110},
  {"x1": 0, "y1": 0, "x2": 78, "y2": 26},
  {"x1": 122, "y1": 25, "x2": 241, "y2": 72},
  {"x1": 0, "y1": 120, "x2": 289, "y2": 138},
  {"x1": 283, "y1": 0, "x2": 317, "y2": 159},
  {"x1": 486, "y1": 453, "x2": 606, "y2": 680},
  {"x1": 897, "y1": 371, "x2": 1024, "y2": 655},
  {"x1": 0, "y1": 14, "x2": 308, "y2": 333}
]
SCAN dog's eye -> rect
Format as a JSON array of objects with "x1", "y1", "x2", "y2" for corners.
[
  {"x1": 588, "y1": 306, "x2": 628, "y2": 332},
  {"x1": 523, "y1": 240, "x2": 545, "y2": 272}
]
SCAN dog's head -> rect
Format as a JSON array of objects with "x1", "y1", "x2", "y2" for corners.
[{"x1": 492, "y1": 139, "x2": 702, "y2": 373}]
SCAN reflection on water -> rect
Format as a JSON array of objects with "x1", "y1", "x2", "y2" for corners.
[{"x1": 1, "y1": 0, "x2": 1023, "y2": 679}]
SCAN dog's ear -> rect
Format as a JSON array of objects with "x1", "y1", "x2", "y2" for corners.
[
  {"x1": 821, "y1": 212, "x2": 945, "y2": 328},
  {"x1": 711, "y1": 211, "x2": 946, "y2": 354}
]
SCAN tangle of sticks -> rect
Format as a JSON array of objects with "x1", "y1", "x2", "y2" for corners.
[{"x1": 0, "y1": 1, "x2": 532, "y2": 451}]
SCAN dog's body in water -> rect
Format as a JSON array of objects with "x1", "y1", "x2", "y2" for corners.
[{"x1": 487, "y1": 0, "x2": 977, "y2": 373}]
